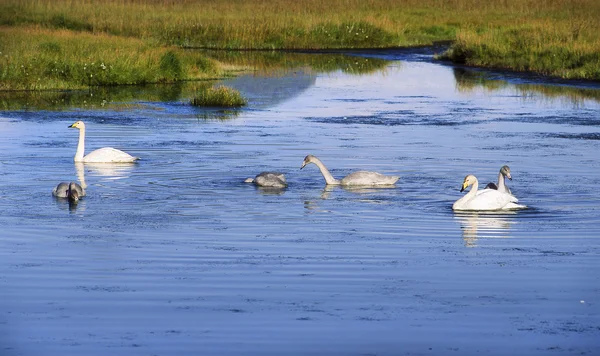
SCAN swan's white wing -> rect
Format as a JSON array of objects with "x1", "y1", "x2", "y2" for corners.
[
  {"x1": 84, "y1": 147, "x2": 139, "y2": 163},
  {"x1": 464, "y1": 190, "x2": 518, "y2": 211},
  {"x1": 341, "y1": 171, "x2": 399, "y2": 186}
]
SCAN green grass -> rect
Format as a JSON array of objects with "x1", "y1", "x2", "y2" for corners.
[
  {"x1": 439, "y1": 24, "x2": 600, "y2": 80},
  {"x1": 0, "y1": 26, "x2": 223, "y2": 90},
  {"x1": 191, "y1": 85, "x2": 247, "y2": 107},
  {"x1": 1, "y1": 0, "x2": 600, "y2": 91}
]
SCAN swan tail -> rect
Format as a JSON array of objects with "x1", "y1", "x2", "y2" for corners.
[
  {"x1": 244, "y1": 178, "x2": 255, "y2": 183},
  {"x1": 503, "y1": 202, "x2": 527, "y2": 210}
]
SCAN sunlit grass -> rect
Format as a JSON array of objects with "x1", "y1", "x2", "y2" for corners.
[
  {"x1": 191, "y1": 85, "x2": 247, "y2": 107},
  {"x1": 439, "y1": 22, "x2": 600, "y2": 80},
  {"x1": 0, "y1": 26, "x2": 222, "y2": 90},
  {"x1": 1, "y1": 0, "x2": 600, "y2": 88}
]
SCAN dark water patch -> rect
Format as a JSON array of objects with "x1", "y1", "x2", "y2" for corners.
[
  {"x1": 449, "y1": 106, "x2": 497, "y2": 114},
  {"x1": 305, "y1": 113, "x2": 479, "y2": 127},
  {"x1": 331, "y1": 98, "x2": 370, "y2": 103},
  {"x1": 24, "y1": 140, "x2": 71, "y2": 148},
  {"x1": 394, "y1": 95, "x2": 436, "y2": 99},
  {"x1": 542, "y1": 133, "x2": 600, "y2": 141},
  {"x1": 151, "y1": 140, "x2": 221, "y2": 147},
  {"x1": 76, "y1": 285, "x2": 136, "y2": 293},
  {"x1": 503, "y1": 114, "x2": 600, "y2": 126},
  {"x1": 305, "y1": 115, "x2": 411, "y2": 126}
]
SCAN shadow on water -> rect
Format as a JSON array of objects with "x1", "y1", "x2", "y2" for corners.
[{"x1": 453, "y1": 67, "x2": 600, "y2": 105}]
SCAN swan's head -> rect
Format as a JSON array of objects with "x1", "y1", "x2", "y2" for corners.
[
  {"x1": 300, "y1": 155, "x2": 317, "y2": 169},
  {"x1": 460, "y1": 174, "x2": 478, "y2": 192},
  {"x1": 69, "y1": 121, "x2": 85, "y2": 130},
  {"x1": 67, "y1": 183, "x2": 80, "y2": 203},
  {"x1": 500, "y1": 165, "x2": 512, "y2": 180}
]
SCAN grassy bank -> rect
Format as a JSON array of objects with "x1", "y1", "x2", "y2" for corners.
[
  {"x1": 0, "y1": 26, "x2": 223, "y2": 91},
  {"x1": 1, "y1": 0, "x2": 600, "y2": 91},
  {"x1": 440, "y1": 23, "x2": 600, "y2": 80}
]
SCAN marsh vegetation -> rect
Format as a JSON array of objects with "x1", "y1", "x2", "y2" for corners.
[
  {"x1": 1, "y1": 0, "x2": 599, "y2": 93},
  {"x1": 191, "y1": 85, "x2": 247, "y2": 108}
]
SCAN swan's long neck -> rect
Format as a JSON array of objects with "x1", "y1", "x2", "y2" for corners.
[
  {"x1": 465, "y1": 178, "x2": 479, "y2": 200},
  {"x1": 74, "y1": 127, "x2": 85, "y2": 162},
  {"x1": 312, "y1": 158, "x2": 340, "y2": 185},
  {"x1": 497, "y1": 171, "x2": 506, "y2": 191},
  {"x1": 453, "y1": 177, "x2": 480, "y2": 210}
]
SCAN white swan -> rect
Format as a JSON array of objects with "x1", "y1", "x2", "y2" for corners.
[
  {"x1": 300, "y1": 155, "x2": 399, "y2": 186},
  {"x1": 53, "y1": 182, "x2": 85, "y2": 203},
  {"x1": 453, "y1": 174, "x2": 526, "y2": 211},
  {"x1": 69, "y1": 121, "x2": 139, "y2": 163},
  {"x1": 244, "y1": 172, "x2": 287, "y2": 188},
  {"x1": 484, "y1": 165, "x2": 512, "y2": 194}
]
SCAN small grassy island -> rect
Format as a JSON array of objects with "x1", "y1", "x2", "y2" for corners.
[
  {"x1": 191, "y1": 85, "x2": 247, "y2": 108},
  {"x1": 1, "y1": 0, "x2": 599, "y2": 93}
]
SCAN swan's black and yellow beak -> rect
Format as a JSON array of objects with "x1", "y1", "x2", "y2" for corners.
[
  {"x1": 300, "y1": 162, "x2": 307, "y2": 170},
  {"x1": 68, "y1": 123, "x2": 76, "y2": 128},
  {"x1": 460, "y1": 181, "x2": 468, "y2": 192}
]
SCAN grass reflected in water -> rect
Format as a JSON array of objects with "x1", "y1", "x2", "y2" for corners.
[
  {"x1": 201, "y1": 50, "x2": 392, "y2": 76},
  {"x1": 453, "y1": 67, "x2": 600, "y2": 105},
  {"x1": 0, "y1": 51, "x2": 392, "y2": 111}
]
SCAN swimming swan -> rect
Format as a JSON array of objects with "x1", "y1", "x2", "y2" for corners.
[
  {"x1": 244, "y1": 172, "x2": 287, "y2": 188},
  {"x1": 300, "y1": 155, "x2": 399, "y2": 186},
  {"x1": 69, "y1": 121, "x2": 139, "y2": 163},
  {"x1": 484, "y1": 165, "x2": 512, "y2": 194},
  {"x1": 53, "y1": 182, "x2": 86, "y2": 203},
  {"x1": 453, "y1": 175, "x2": 525, "y2": 211}
]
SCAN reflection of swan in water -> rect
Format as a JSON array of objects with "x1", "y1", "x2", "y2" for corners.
[
  {"x1": 244, "y1": 172, "x2": 287, "y2": 188},
  {"x1": 75, "y1": 162, "x2": 88, "y2": 189},
  {"x1": 455, "y1": 212, "x2": 515, "y2": 247},
  {"x1": 304, "y1": 186, "x2": 334, "y2": 213},
  {"x1": 304, "y1": 185, "x2": 397, "y2": 212},
  {"x1": 77, "y1": 161, "x2": 135, "y2": 180},
  {"x1": 300, "y1": 155, "x2": 399, "y2": 186},
  {"x1": 69, "y1": 121, "x2": 139, "y2": 163},
  {"x1": 453, "y1": 175, "x2": 525, "y2": 211},
  {"x1": 254, "y1": 186, "x2": 287, "y2": 196},
  {"x1": 75, "y1": 161, "x2": 135, "y2": 194},
  {"x1": 484, "y1": 165, "x2": 513, "y2": 195}
]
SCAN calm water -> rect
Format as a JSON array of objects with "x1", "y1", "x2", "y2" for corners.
[{"x1": 1, "y1": 50, "x2": 600, "y2": 356}]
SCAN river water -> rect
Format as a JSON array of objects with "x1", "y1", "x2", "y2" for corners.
[{"x1": 1, "y1": 49, "x2": 599, "y2": 355}]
